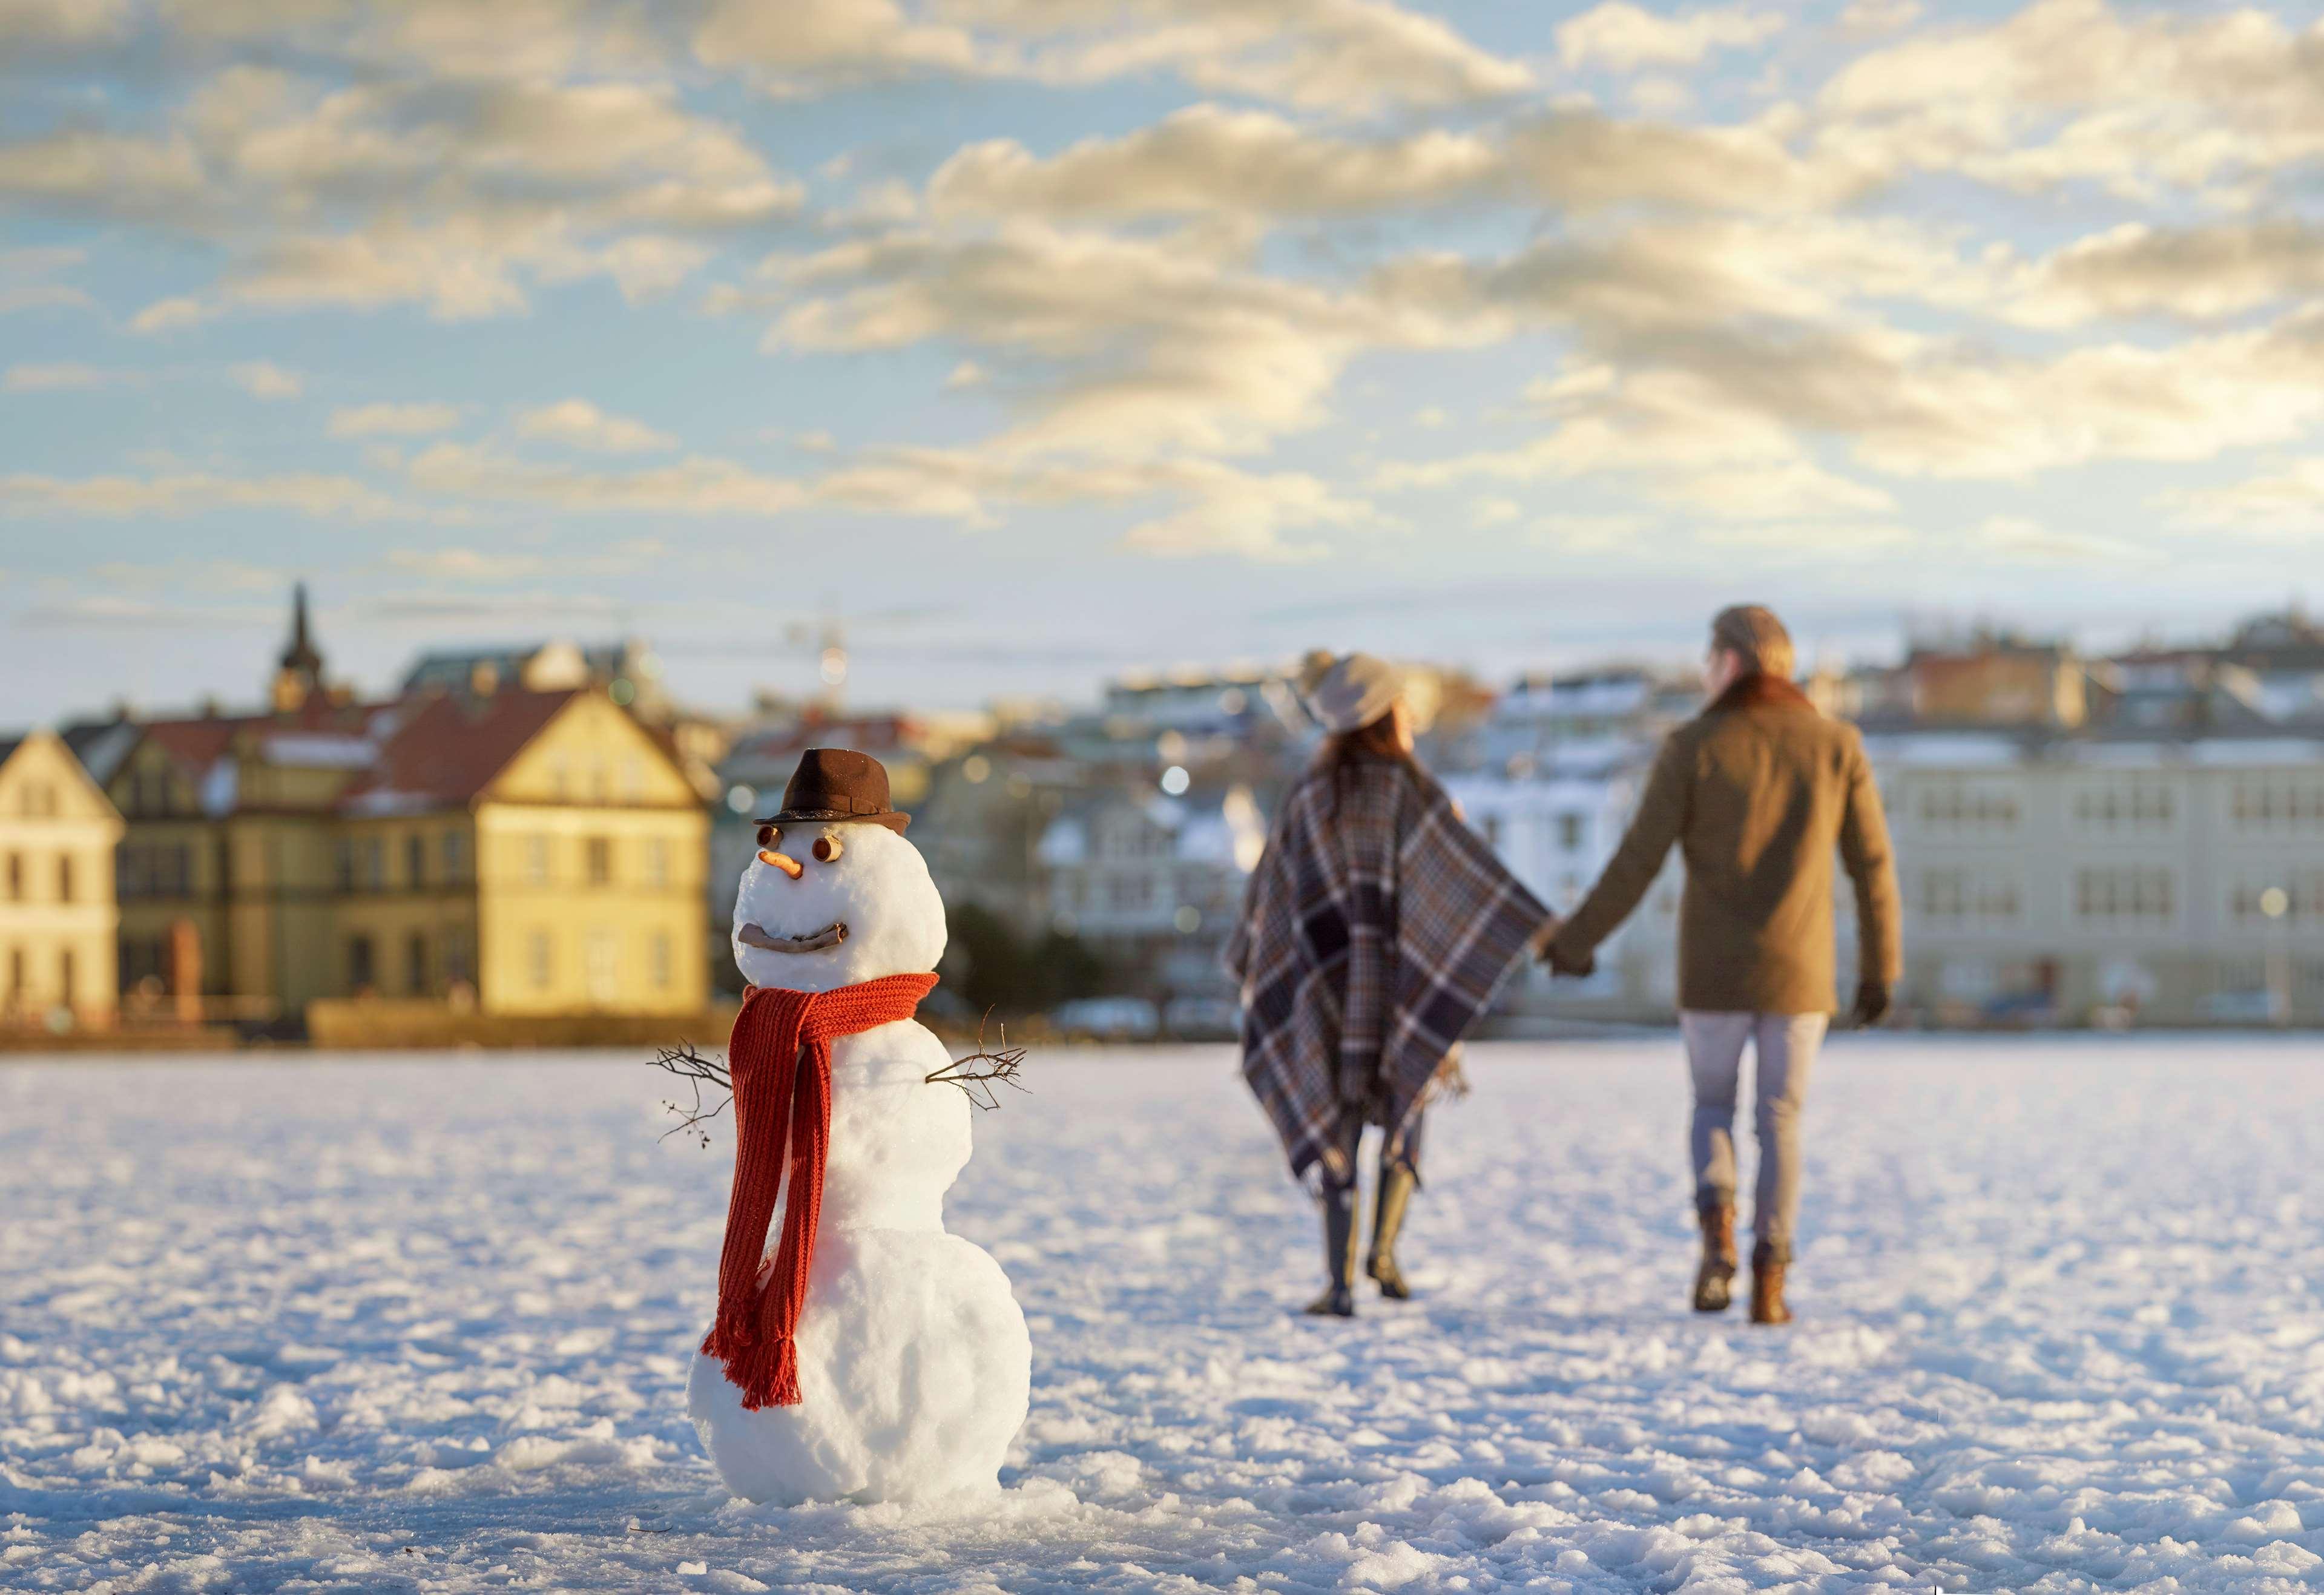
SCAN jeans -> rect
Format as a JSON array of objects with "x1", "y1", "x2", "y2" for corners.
[{"x1": 1679, "y1": 1011, "x2": 1827, "y2": 1260}]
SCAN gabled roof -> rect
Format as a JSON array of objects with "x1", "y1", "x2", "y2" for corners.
[{"x1": 339, "y1": 688, "x2": 582, "y2": 811}]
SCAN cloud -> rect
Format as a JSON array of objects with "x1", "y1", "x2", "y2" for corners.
[
  {"x1": 2021, "y1": 220, "x2": 2324, "y2": 324},
  {"x1": 696, "y1": 0, "x2": 1532, "y2": 116},
  {"x1": 1556, "y1": 4, "x2": 1783, "y2": 72},
  {"x1": 0, "y1": 0, "x2": 133, "y2": 45},
  {"x1": 513, "y1": 398, "x2": 676, "y2": 454},
  {"x1": 383, "y1": 547, "x2": 550, "y2": 582},
  {"x1": 926, "y1": 104, "x2": 1850, "y2": 223},
  {"x1": 405, "y1": 440, "x2": 805, "y2": 515},
  {"x1": 1, "y1": 469, "x2": 404, "y2": 517},
  {"x1": 329, "y1": 401, "x2": 462, "y2": 438},
  {"x1": 128, "y1": 295, "x2": 216, "y2": 334},
  {"x1": 0, "y1": 245, "x2": 94, "y2": 316},
  {"x1": 4, "y1": 362, "x2": 128, "y2": 392},
  {"x1": 754, "y1": 219, "x2": 1486, "y2": 458},
  {"x1": 230, "y1": 360, "x2": 303, "y2": 398},
  {"x1": 2, "y1": 68, "x2": 800, "y2": 322},
  {"x1": 1817, "y1": 0, "x2": 2324, "y2": 200},
  {"x1": 2164, "y1": 460, "x2": 2324, "y2": 534}
]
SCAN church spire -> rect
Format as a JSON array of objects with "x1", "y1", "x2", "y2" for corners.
[{"x1": 272, "y1": 582, "x2": 326, "y2": 712}]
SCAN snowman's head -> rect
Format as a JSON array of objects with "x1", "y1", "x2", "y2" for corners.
[{"x1": 731, "y1": 818, "x2": 946, "y2": 993}]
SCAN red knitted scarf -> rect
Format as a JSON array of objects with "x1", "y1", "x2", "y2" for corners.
[{"x1": 700, "y1": 972, "x2": 938, "y2": 1410}]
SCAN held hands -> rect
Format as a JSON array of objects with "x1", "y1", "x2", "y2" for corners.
[
  {"x1": 1541, "y1": 937, "x2": 1595, "y2": 979},
  {"x1": 1851, "y1": 981, "x2": 1890, "y2": 1029}
]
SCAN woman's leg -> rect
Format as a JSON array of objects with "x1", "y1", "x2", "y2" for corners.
[
  {"x1": 1366, "y1": 1114, "x2": 1421, "y2": 1299},
  {"x1": 1305, "y1": 1113, "x2": 1363, "y2": 1317}
]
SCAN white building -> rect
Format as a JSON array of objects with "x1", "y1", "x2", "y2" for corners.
[{"x1": 1867, "y1": 731, "x2": 2324, "y2": 1025}]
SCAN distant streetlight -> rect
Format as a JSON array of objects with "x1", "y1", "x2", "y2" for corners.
[
  {"x1": 2261, "y1": 885, "x2": 2292, "y2": 1027},
  {"x1": 1159, "y1": 765, "x2": 1190, "y2": 796}
]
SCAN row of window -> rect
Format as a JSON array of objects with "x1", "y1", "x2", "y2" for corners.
[
  {"x1": 1474, "y1": 812, "x2": 1592, "y2": 853},
  {"x1": 1912, "y1": 869, "x2": 2321, "y2": 927},
  {"x1": 332, "y1": 833, "x2": 679, "y2": 892},
  {"x1": 13, "y1": 782, "x2": 64, "y2": 819},
  {"x1": 118, "y1": 842, "x2": 194, "y2": 898},
  {"x1": 2, "y1": 852, "x2": 87, "y2": 904},
  {"x1": 341, "y1": 926, "x2": 681, "y2": 996},
  {"x1": 1905, "y1": 777, "x2": 2324, "y2": 835}
]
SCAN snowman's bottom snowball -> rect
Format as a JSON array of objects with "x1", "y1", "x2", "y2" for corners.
[{"x1": 688, "y1": 1228, "x2": 1031, "y2": 1505}]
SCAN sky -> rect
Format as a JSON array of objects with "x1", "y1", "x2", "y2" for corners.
[{"x1": 2, "y1": 0, "x2": 2321, "y2": 726}]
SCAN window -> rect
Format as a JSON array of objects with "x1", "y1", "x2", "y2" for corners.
[
  {"x1": 1919, "y1": 869, "x2": 2021, "y2": 925},
  {"x1": 2071, "y1": 777, "x2": 2175, "y2": 834},
  {"x1": 334, "y1": 839, "x2": 355, "y2": 892},
  {"x1": 1481, "y1": 814, "x2": 1501, "y2": 848},
  {"x1": 2231, "y1": 776, "x2": 2324, "y2": 832},
  {"x1": 1558, "y1": 812, "x2": 1585, "y2": 851},
  {"x1": 57, "y1": 855, "x2": 74, "y2": 904},
  {"x1": 348, "y1": 934, "x2": 375, "y2": 990},
  {"x1": 406, "y1": 834, "x2": 427, "y2": 889},
  {"x1": 529, "y1": 930, "x2": 553, "y2": 989},
  {"x1": 59, "y1": 949, "x2": 74, "y2": 1008},
  {"x1": 585, "y1": 929, "x2": 617, "y2": 1004},
  {"x1": 4, "y1": 853, "x2": 18, "y2": 901},
  {"x1": 2229, "y1": 873, "x2": 2324, "y2": 924},
  {"x1": 441, "y1": 830, "x2": 467, "y2": 881},
  {"x1": 2075, "y1": 867, "x2": 2174, "y2": 924},
  {"x1": 645, "y1": 837, "x2": 671, "y2": 887},
  {"x1": 1915, "y1": 780, "x2": 2021, "y2": 834},
  {"x1": 6, "y1": 947, "x2": 20, "y2": 1001},
  {"x1": 650, "y1": 930, "x2": 673, "y2": 990},
  {"x1": 362, "y1": 837, "x2": 385, "y2": 892},
  {"x1": 585, "y1": 836, "x2": 612, "y2": 886},
  {"x1": 407, "y1": 932, "x2": 429, "y2": 995},
  {"x1": 445, "y1": 927, "x2": 475, "y2": 987},
  {"x1": 624, "y1": 757, "x2": 645, "y2": 801},
  {"x1": 526, "y1": 835, "x2": 551, "y2": 886}
]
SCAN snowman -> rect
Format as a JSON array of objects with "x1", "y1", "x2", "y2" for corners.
[{"x1": 687, "y1": 748, "x2": 1030, "y2": 1505}]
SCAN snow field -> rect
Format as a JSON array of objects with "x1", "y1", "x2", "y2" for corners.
[{"x1": 4, "y1": 1037, "x2": 2324, "y2": 1592}]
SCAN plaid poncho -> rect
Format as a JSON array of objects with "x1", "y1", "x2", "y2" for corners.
[{"x1": 1226, "y1": 754, "x2": 1551, "y2": 1187}]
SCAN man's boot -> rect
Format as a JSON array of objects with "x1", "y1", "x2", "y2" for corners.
[
  {"x1": 1693, "y1": 1200, "x2": 1737, "y2": 1313},
  {"x1": 1304, "y1": 1182, "x2": 1358, "y2": 1317},
  {"x1": 1750, "y1": 1240, "x2": 1791, "y2": 1326},
  {"x1": 1366, "y1": 1162, "x2": 1415, "y2": 1300}
]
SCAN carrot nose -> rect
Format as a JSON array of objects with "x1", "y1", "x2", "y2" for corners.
[{"x1": 757, "y1": 850, "x2": 803, "y2": 880}]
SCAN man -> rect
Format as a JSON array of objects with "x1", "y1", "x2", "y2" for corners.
[{"x1": 1546, "y1": 605, "x2": 1901, "y2": 1325}]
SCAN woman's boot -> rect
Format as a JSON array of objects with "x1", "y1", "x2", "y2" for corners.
[
  {"x1": 1366, "y1": 1162, "x2": 1415, "y2": 1300},
  {"x1": 1749, "y1": 1240, "x2": 1791, "y2": 1326},
  {"x1": 1693, "y1": 1200, "x2": 1737, "y2": 1313},
  {"x1": 1304, "y1": 1181, "x2": 1358, "y2": 1317}
]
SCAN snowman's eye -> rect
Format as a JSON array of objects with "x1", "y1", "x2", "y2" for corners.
[
  {"x1": 757, "y1": 824, "x2": 780, "y2": 849},
  {"x1": 812, "y1": 832, "x2": 844, "y2": 863}
]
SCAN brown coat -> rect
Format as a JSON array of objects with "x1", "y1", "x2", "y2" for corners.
[{"x1": 1551, "y1": 674, "x2": 1901, "y2": 1015}]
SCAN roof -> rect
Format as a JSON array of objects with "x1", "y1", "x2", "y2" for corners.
[{"x1": 340, "y1": 688, "x2": 582, "y2": 810}]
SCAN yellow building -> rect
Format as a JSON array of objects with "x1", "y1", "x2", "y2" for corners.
[
  {"x1": 0, "y1": 730, "x2": 124, "y2": 1030},
  {"x1": 107, "y1": 613, "x2": 708, "y2": 1027}
]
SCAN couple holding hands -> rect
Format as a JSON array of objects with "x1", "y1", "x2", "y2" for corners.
[{"x1": 1228, "y1": 605, "x2": 1903, "y2": 1326}]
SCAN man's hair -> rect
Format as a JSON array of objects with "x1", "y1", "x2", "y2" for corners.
[{"x1": 1710, "y1": 604, "x2": 1794, "y2": 679}]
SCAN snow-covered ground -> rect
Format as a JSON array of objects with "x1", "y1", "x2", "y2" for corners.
[{"x1": 6, "y1": 1037, "x2": 2324, "y2": 1593}]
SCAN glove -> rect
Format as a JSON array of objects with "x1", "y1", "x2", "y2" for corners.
[
  {"x1": 1544, "y1": 941, "x2": 1596, "y2": 979},
  {"x1": 1851, "y1": 981, "x2": 1890, "y2": 1028}
]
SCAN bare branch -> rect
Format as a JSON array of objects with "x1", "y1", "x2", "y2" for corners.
[
  {"x1": 926, "y1": 1011, "x2": 1031, "y2": 1112},
  {"x1": 650, "y1": 1041, "x2": 732, "y2": 1148}
]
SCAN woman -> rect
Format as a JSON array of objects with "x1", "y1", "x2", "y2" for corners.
[{"x1": 1227, "y1": 652, "x2": 1558, "y2": 1317}]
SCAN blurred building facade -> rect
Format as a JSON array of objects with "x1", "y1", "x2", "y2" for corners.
[
  {"x1": 0, "y1": 731, "x2": 123, "y2": 1031},
  {"x1": 97, "y1": 594, "x2": 706, "y2": 1028}
]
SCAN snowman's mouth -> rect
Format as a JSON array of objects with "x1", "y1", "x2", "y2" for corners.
[{"x1": 739, "y1": 920, "x2": 849, "y2": 954}]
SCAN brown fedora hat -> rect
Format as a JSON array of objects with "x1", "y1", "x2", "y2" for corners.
[{"x1": 757, "y1": 747, "x2": 910, "y2": 834}]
